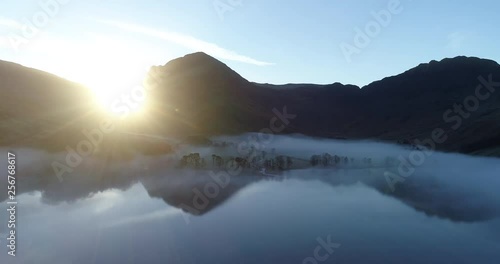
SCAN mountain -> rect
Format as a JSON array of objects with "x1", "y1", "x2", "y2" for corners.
[
  {"x1": 146, "y1": 53, "x2": 500, "y2": 155},
  {"x1": 0, "y1": 60, "x2": 99, "y2": 150},
  {"x1": 0, "y1": 60, "x2": 172, "y2": 156},
  {"x1": 1, "y1": 53, "x2": 500, "y2": 156}
]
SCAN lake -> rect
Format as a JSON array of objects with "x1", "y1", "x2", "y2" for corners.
[{"x1": 1, "y1": 138, "x2": 500, "y2": 264}]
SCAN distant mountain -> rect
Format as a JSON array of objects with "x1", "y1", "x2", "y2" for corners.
[
  {"x1": 146, "y1": 52, "x2": 500, "y2": 155},
  {"x1": 1, "y1": 53, "x2": 500, "y2": 156}
]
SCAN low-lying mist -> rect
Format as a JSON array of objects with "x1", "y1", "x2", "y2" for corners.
[{"x1": 1, "y1": 134, "x2": 499, "y2": 222}]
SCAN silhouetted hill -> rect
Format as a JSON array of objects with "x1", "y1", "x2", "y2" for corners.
[
  {"x1": 0, "y1": 60, "x2": 99, "y2": 150},
  {"x1": 146, "y1": 53, "x2": 500, "y2": 155},
  {"x1": 357, "y1": 56, "x2": 500, "y2": 153},
  {"x1": 0, "y1": 60, "x2": 173, "y2": 156},
  {"x1": 1, "y1": 53, "x2": 499, "y2": 156}
]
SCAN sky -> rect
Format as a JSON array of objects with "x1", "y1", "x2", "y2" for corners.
[{"x1": 1, "y1": 0, "x2": 499, "y2": 96}]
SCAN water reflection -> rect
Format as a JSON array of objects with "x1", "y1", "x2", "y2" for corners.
[
  {"x1": 1, "y1": 147, "x2": 500, "y2": 263},
  {"x1": 1, "y1": 172, "x2": 499, "y2": 264},
  {"x1": 1, "y1": 150, "x2": 499, "y2": 223}
]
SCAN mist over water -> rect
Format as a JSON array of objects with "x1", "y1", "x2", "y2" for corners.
[
  {"x1": 1, "y1": 134, "x2": 500, "y2": 215},
  {"x1": 1, "y1": 135, "x2": 500, "y2": 263},
  {"x1": 216, "y1": 133, "x2": 500, "y2": 219}
]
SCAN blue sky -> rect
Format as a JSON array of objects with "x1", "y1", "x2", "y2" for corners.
[{"x1": 1, "y1": 0, "x2": 499, "y2": 94}]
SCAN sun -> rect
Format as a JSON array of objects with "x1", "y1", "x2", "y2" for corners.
[
  {"x1": 86, "y1": 81, "x2": 149, "y2": 117},
  {"x1": 53, "y1": 35, "x2": 153, "y2": 117},
  {"x1": 76, "y1": 61, "x2": 151, "y2": 117}
]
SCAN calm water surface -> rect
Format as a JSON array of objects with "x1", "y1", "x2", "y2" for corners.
[{"x1": 1, "y1": 166, "x2": 499, "y2": 264}]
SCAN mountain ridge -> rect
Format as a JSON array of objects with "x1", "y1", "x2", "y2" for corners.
[
  {"x1": 146, "y1": 52, "x2": 500, "y2": 155},
  {"x1": 1, "y1": 53, "x2": 499, "y2": 156}
]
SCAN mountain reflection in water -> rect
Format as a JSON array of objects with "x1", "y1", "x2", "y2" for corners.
[{"x1": 0, "y1": 144, "x2": 499, "y2": 264}]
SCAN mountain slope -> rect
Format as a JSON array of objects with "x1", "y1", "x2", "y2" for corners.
[
  {"x1": 0, "y1": 60, "x2": 178, "y2": 157},
  {"x1": 145, "y1": 53, "x2": 500, "y2": 155},
  {"x1": 1, "y1": 53, "x2": 499, "y2": 156},
  {"x1": 358, "y1": 56, "x2": 500, "y2": 152},
  {"x1": 0, "y1": 60, "x2": 100, "y2": 150}
]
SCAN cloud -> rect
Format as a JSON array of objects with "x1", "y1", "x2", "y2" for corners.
[
  {"x1": 96, "y1": 19, "x2": 274, "y2": 66},
  {"x1": 0, "y1": 17, "x2": 23, "y2": 49},
  {"x1": 446, "y1": 31, "x2": 466, "y2": 52},
  {"x1": 0, "y1": 37, "x2": 13, "y2": 49},
  {"x1": 0, "y1": 17, "x2": 23, "y2": 30}
]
